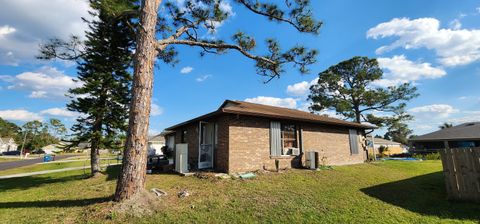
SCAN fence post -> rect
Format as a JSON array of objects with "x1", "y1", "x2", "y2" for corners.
[{"x1": 439, "y1": 147, "x2": 480, "y2": 203}]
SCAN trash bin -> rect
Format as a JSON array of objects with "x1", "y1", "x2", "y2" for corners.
[{"x1": 43, "y1": 154, "x2": 53, "y2": 162}]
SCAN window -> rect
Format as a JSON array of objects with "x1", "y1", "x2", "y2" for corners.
[
  {"x1": 181, "y1": 130, "x2": 187, "y2": 143},
  {"x1": 270, "y1": 121, "x2": 299, "y2": 156},
  {"x1": 281, "y1": 124, "x2": 298, "y2": 149}
]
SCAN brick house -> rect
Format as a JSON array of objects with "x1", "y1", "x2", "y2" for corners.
[{"x1": 165, "y1": 100, "x2": 374, "y2": 173}]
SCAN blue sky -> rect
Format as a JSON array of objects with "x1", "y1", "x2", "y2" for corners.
[{"x1": 0, "y1": 0, "x2": 479, "y2": 136}]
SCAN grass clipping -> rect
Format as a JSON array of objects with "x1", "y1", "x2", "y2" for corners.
[{"x1": 111, "y1": 190, "x2": 162, "y2": 217}]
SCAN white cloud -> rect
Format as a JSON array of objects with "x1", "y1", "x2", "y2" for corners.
[
  {"x1": 476, "y1": 7, "x2": 480, "y2": 14},
  {"x1": 180, "y1": 66, "x2": 194, "y2": 74},
  {"x1": 367, "y1": 17, "x2": 480, "y2": 67},
  {"x1": 0, "y1": 0, "x2": 92, "y2": 65},
  {"x1": 29, "y1": 91, "x2": 47, "y2": 98},
  {"x1": 286, "y1": 78, "x2": 318, "y2": 97},
  {"x1": 446, "y1": 110, "x2": 480, "y2": 124},
  {"x1": 449, "y1": 19, "x2": 462, "y2": 30},
  {"x1": 40, "y1": 108, "x2": 78, "y2": 117},
  {"x1": 0, "y1": 109, "x2": 43, "y2": 121},
  {"x1": 196, "y1": 75, "x2": 212, "y2": 82},
  {"x1": 406, "y1": 108, "x2": 480, "y2": 135},
  {"x1": 2, "y1": 66, "x2": 80, "y2": 99},
  {"x1": 151, "y1": 103, "x2": 163, "y2": 116},
  {"x1": 245, "y1": 96, "x2": 298, "y2": 109},
  {"x1": 0, "y1": 25, "x2": 15, "y2": 38},
  {"x1": 219, "y1": 1, "x2": 235, "y2": 17},
  {"x1": 0, "y1": 75, "x2": 15, "y2": 82},
  {"x1": 408, "y1": 104, "x2": 459, "y2": 118},
  {"x1": 374, "y1": 55, "x2": 446, "y2": 86}
]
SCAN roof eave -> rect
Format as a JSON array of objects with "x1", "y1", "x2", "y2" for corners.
[
  {"x1": 165, "y1": 110, "x2": 223, "y2": 130},
  {"x1": 222, "y1": 109, "x2": 375, "y2": 129}
]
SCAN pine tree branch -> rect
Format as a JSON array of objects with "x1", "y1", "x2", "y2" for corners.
[
  {"x1": 157, "y1": 39, "x2": 277, "y2": 68},
  {"x1": 237, "y1": 0, "x2": 320, "y2": 34},
  {"x1": 157, "y1": 24, "x2": 197, "y2": 51},
  {"x1": 237, "y1": 0, "x2": 300, "y2": 30}
]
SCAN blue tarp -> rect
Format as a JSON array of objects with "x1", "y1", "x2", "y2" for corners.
[{"x1": 382, "y1": 157, "x2": 421, "y2": 161}]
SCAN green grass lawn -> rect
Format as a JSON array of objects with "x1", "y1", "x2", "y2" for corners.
[{"x1": 0, "y1": 160, "x2": 478, "y2": 223}]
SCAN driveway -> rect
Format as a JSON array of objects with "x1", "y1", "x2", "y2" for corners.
[{"x1": 0, "y1": 155, "x2": 74, "y2": 171}]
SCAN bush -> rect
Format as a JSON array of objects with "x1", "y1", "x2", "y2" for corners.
[
  {"x1": 366, "y1": 153, "x2": 375, "y2": 162},
  {"x1": 412, "y1": 152, "x2": 440, "y2": 160},
  {"x1": 378, "y1": 145, "x2": 389, "y2": 157}
]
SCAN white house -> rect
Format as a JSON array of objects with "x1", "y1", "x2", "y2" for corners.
[
  {"x1": 0, "y1": 137, "x2": 18, "y2": 153},
  {"x1": 41, "y1": 142, "x2": 68, "y2": 154},
  {"x1": 148, "y1": 134, "x2": 166, "y2": 156}
]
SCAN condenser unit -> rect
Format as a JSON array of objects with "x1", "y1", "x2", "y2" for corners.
[{"x1": 305, "y1": 151, "x2": 318, "y2": 170}]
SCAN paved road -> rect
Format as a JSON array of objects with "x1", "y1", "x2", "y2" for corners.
[
  {"x1": 0, "y1": 155, "x2": 75, "y2": 171},
  {"x1": 0, "y1": 163, "x2": 121, "y2": 179}
]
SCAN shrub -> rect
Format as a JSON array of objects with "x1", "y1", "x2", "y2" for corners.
[
  {"x1": 412, "y1": 152, "x2": 440, "y2": 160},
  {"x1": 378, "y1": 145, "x2": 389, "y2": 156},
  {"x1": 366, "y1": 153, "x2": 375, "y2": 162}
]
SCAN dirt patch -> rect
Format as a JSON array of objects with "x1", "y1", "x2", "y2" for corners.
[
  {"x1": 110, "y1": 190, "x2": 163, "y2": 217},
  {"x1": 193, "y1": 172, "x2": 218, "y2": 180}
]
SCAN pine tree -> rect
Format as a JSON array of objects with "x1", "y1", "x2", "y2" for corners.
[
  {"x1": 38, "y1": 0, "x2": 137, "y2": 176},
  {"x1": 309, "y1": 56, "x2": 419, "y2": 125},
  {"x1": 115, "y1": 0, "x2": 322, "y2": 202}
]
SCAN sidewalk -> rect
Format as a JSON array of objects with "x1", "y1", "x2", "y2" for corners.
[{"x1": 0, "y1": 163, "x2": 121, "y2": 179}]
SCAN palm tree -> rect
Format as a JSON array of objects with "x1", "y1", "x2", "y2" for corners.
[{"x1": 439, "y1": 123, "x2": 453, "y2": 129}]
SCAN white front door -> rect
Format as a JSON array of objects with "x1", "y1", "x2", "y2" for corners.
[{"x1": 198, "y1": 121, "x2": 214, "y2": 169}]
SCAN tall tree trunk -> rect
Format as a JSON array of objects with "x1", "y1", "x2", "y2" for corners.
[
  {"x1": 90, "y1": 142, "x2": 101, "y2": 175},
  {"x1": 90, "y1": 115, "x2": 103, "y2": 176},
  {"x1": 114, "y1": 0, "x2": 161, "y2": 202},
  {"x1": 90, "y1": 133, "x2": 101, "y2": 176}
]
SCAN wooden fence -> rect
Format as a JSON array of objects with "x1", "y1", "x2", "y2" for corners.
[{"x1": 439, "y1": 147, "x2": 480, "y2": 203}]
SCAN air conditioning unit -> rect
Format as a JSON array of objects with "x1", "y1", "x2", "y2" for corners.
[
  {"x1": 291, "y1": 148, "x2": 300, "y2": 156},
  {"x1": 305, "y1": 151, "x2": 318, "y2": 170},
  {"x1": 282, "y1": 148, "x2": 300, "y2": 156},
  {"x1": 175, "y1": 143, "x2": 188, "y2": 173}
]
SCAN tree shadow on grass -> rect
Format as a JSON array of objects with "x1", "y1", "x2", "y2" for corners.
[
  {"x1": 104, "y1": 164, "x2": 180, "y2": 181},
  {"x1": 0, "y1": 173, "x2": 89, "y2": 191},
  {"x1": 0, "y1": 196, "x2": 111, "y2": 208},
  {"x1": 105, "y1": 165, "x2": 120, "y2": 181},
  {"x1": 361, "y1": 171, "x2": 480, "y2": 221}
]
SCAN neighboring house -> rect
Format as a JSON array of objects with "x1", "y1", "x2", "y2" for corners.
[
  {"x1": 165, "y1": 100, "x2": 374, "y2": 174},
  {"x1": 41, "y1": 142, "x2": 68, "y2": 154},
  {"x1": 0, "y1": 137, "x2": 18, "y2": 153},
  {"x1": 148, "y1": 133, "x2": 166, "y2": 156},
  {"x1": 410, "y1": 122, "x2": 480, "y2": 152},
  {"x1": 367, "y1": 137, "x2": 406, "y2": 155}
]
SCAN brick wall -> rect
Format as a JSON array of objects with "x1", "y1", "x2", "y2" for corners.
[
  {"x1": 302, "y1": 123, "x2": 365, "y2": 166},
  {"x1": 227, "y1": 115, "x2": 305, "y2": 173},
  {"x1": 172, "y1": 114, "x2": 366, "y2": 173},
  {"x1": 215, "y1": 115, "x2": 229, "y2": 172},
  {"x1": 227, "y1": 115, "x2": 365, "y2": 173}
]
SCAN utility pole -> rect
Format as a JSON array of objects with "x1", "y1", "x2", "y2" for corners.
[
  {"x1": 20, "y1": 129, "x2": 27, "y2": 159},
  {"x1": 371, "y1": 135, "x2": 377, "y2": 161}
]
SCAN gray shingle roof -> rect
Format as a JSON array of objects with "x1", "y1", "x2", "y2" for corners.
[
  {"x1": 410, "y1": 122, "x2": 480, "y2": 141},
  {"x1": 372, "y1": 137, "x2": 402, "y2": 145},
  {"x1": 167, "y1": 100, "x2": 376, "y2": 130}
]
